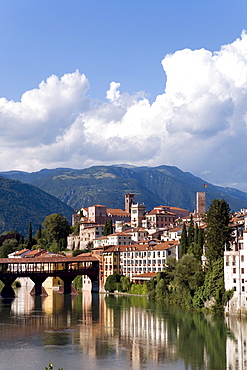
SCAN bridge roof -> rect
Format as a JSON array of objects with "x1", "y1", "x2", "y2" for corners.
[{"x1": 0, "y1": 255, "x2": 99, "y2": 264}]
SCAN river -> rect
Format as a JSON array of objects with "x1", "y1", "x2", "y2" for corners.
[{"x1": 0, "y1": 287, "x2": 244, "y2": 370}]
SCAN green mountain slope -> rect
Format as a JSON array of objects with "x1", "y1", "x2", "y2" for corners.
[
  {"x1": 0, "y1": 176, "x2": 73, "y2": 236},
  {"x1": 1, "y1": 165, "x2": 247, "y2": 213}
]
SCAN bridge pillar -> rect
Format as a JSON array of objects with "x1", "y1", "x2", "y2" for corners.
[
  {"x1": 30, "y1": 277, "x2": 48, "y2": 296},
  {"x1": 59, "y1": 276, "x2": 76, "y2": 294},
  {"x1": 0, "y1": 277, "x2": 16, "y2": 298},
  {"x1": 90, "y1": 275, "x2": 99, "y2": 293}
]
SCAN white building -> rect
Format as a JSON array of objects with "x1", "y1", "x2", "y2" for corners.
[
  {"x1": 120, "y1": 241, "x2": 179, "y2": 278},
  {"x1": 224, "y1": 216, "x2": 247, "y2": 315}
]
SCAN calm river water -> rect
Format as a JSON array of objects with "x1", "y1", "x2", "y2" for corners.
[{"x1": 0, "y1": 287, "x2": 244, "y2": 370}]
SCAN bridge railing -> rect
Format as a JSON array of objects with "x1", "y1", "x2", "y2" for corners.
[{"x1": 0, "y1": 260, "x2": 99, "y2": 275}]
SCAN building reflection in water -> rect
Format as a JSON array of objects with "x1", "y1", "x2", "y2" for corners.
[
  {"x1": 78, "y1": 293, "x2": 191, "y2": 369},
  {"x1": 225, "y1": 316, "x2": 247, "y2": 370},
  {"x1": 0, "y1": 287, "x2": 242, "y2": 369}
]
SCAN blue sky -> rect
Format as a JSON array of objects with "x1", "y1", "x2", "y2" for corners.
[
  {"x1": 1, "y1": 0, "x2": 245, "y2": 101},
  {"x1": 1, "y1": 1, "x2": 247, "y2": 191}
]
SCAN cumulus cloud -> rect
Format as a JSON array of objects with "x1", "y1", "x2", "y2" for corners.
[{"x1": 1, "y1": 32, "x2": 247, "y2": 189}]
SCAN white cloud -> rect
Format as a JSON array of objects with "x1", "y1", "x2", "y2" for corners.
[{"x1": 1, "y1": 33, "x2": 247, "y2": 189}]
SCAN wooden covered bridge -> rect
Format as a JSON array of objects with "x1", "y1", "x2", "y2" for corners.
[{"x1": 0, "y1": 254, "x2": 99, "y2": 297}]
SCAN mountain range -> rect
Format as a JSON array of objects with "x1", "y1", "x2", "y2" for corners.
[
  {"x1": 0, "y1": 176, "x2": 73, "y2": 236},
  {"x1": 1, "y1": 165, "x2": 247, "y2": 235}
]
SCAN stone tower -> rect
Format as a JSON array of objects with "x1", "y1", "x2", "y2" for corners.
[
  {"x1": 125, "y1": 193, "x2": 135, "y2": 213},
  {"x1": 196, "y1": 192, "x2": 206, "y2": 215}
]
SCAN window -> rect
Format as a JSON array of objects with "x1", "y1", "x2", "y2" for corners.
[
  {"x1": 233, "y1": 278, "x2": 236, "y2": 283},
  {"x1": 242, "y1": 286, "x2": 245, "y2": 292},
  {"x1": 242, "y1": 268, "x2": 245, "y2": 274},
  {"x1": 233, "y1": 268, "x2": 236, "y2": 274},
  {"x1": 241, "y1": 255, "x2": 245, "y2": 262}
]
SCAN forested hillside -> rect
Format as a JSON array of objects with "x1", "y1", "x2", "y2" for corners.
[
  {"x1": 1, "y1": 165, "x2": 247, "y2": 212},
  {"x1": 0, "y1": 176, "x2": 73, "y2": 236}
]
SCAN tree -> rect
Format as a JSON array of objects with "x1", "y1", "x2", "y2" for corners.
[
  {"x1": 205, "y1": 199, "x2": 231, "y2": 266},
  {"x1": 27, "y1": 221, "x2": 33, "y2": 249},
  {"x1": 121, "y1": 276, "x2": 131, "y2": 292},
  {"x1": 71, "y1": 222, "x2": 80, "y2": 236},
  {"x1": 187, "y1": 214, "x2": 194, "y2": 246},
  {"x1": 180, "y1": 223, "x2": 188, "y2": 256},
  {"x1": 188, "y1": 242, "x2": 203, "y2": 261},
  {"x1": 104, "y1": 273, "x2": 122, "y2": 292},
  {"x1": 174, "y1": 254, "x2": 205, "y2": 298},
  {"x1": 155, "y1": 278, "x2": 166, "y2": 301},
  {"x1": 0, "y1": 238, "x2": 18, "y2": 258},
  {"x1": 42, "y1": 213, "x2": 70, "y2": 249},
  {"x1": 194, "y1": 223, "x2": 199, "y2": 244},
  {"x1": 103, "y1": 219, "x2": 113, "y2": 236},
  {"x1": 34, "y1": 224, "x2": 42, "y2": 241}
]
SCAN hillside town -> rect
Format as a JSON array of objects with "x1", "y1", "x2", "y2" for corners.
[
  {"x1": 5, "y1": 190, "x2": 247, "y2": 316},
  {"x1": 66, "y1": 192, "x2": 247, "y2": 315}
]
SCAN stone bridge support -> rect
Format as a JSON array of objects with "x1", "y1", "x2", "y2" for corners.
[
  {"x1": 0, "y1": 277, "x2": 16, "y2": 298},
  {"x1": 58, "y1": 275, "x2": 77, "y2": 294},
  {"x1": 30, "y1": 277, "x2": 48, "y2": 296},
  {"x1": 89, "y1": 275, "x2": 99, "y2": 293}
]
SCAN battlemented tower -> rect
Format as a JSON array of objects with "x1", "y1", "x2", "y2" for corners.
[
  {"x1": 125, "y1": 193, "x2": 135, "y2": 213},
  {"x1": 196, "y1": 192, "x2": 206, "y2": 215}
]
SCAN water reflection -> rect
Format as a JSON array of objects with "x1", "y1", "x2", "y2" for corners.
[{"x1": 0, "y1": 287, "x2": 243, "y2": 370}]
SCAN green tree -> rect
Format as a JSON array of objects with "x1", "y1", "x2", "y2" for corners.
[
  {"x1": 187, "y1": 214, "x2": 194, "y2": 246},
  {"x1": 193, "y1": 257, "x2": 233, "y2": 313},
  {"x1": 121, "y1": 276, "x2": 132, "y2": 292},
  {"x1": 188, "y1": 242, "x2": 203, "y2": 261},
  {"x1": 165, "y1": 256, "x2": 177, "y2": 281},
  {"x1": 34, "y1": 224, "x2": 42, "y2": 241},
  {"x1": 103, "y1": 219, "x2": 113, "y2": 236},
  {"x1": 71, "y1": 222, "x2": 80, "y2": 236},
  {"x1": 104, "y1": 273, "x2": 122, "y2": 292},
  {"x1": 42, "y1": 213, "x2": 70, "y2": 249},
  {"x1": 0, "y1": 238, "x2": 18, "y2": 258},
  {"x1": 198, "y1": 227, "x2": 204, "y2": 251},
  {"x1": 180, "y1": 223, "x2": 188, "y2": 256},
  {"x1": 155, "y1": 278, "x2": 167, "y2": 301},
  {"x1": 194, "y1": 223, "x2": 199, "y2": 244},
  {"x1": 205, "y1": 199, "x2": 231, "y2": 266},
  {"x1": 174, "y1": 254, "x2": 205, "y2": 298},
  {"x1": 27, "y1": 221, "x2": 33, "y2": 249}
]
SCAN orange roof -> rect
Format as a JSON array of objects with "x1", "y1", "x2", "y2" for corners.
[
  {"x1": 24, "y1": 249, "x2": 47, "y2": 257},
  {"x1": 108, "y1": 232, "x2": 132, "y2": 237},
  {"x1": 132, "y1": 272, "x2": 156, "y2": 279},
  {"x1": 2, "y1": 255, "x2": 98, "y2": 264},
  {"x1": 147, "y1": 209, "x2": 175, "y2": 216},
  {"x1": 102, "y1": 240, "x2": 178, "y2": 253},
  {"x1": 169, "y1": 206, "x2": 190, "y2": 212},
  {"x1": 14, "y1": 249, "x2": 30, "y2": 256},
  {"x1": 169, "y1": 227, "x2": 182, "y2": 232},
  {"x1": 107, "y1": 208, "x2": 130, "y2": 216}
]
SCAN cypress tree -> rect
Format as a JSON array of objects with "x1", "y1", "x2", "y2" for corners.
[
  {"x1": 194, "y1": 223, "x2": 199, "y2": 244},
  {"x1": 198, "y1": 227, "x2": 204, "y2": 250},
  {"x1": 27, "y1": 221, "x2": 33, "y2": 249},
  {"x1": 205, "y1": 199, "x2": 231, "y2": 266},
  {"x1": 103, "y1": 219, "x2": 113, "y2": 236},
  {"x1": 187, "y1": 214, "x2": 194, "y2": 246},
  {"x1": 35, "y1": 224, "x2": 42, "y2": 240},
  {"x1": 103, "y1": 221, "x2": 108, "y2": 236},
  {"x1": 180, "y1": 223, "x2": 188, "y2": 256}
]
